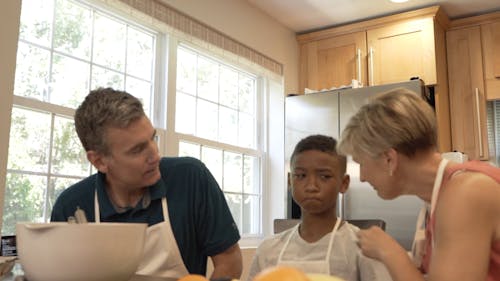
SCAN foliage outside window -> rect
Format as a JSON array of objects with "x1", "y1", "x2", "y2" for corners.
[{"x1": 3, "y1": 0, "x2": 156, "y2": 235}]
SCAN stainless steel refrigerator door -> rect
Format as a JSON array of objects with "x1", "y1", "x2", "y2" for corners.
[
  {"x1": 338, "y1": 80, "x2": 424, "y2": 250},
  {"x1": 285, "y1": 91, "x2": 341, "y2": 217}
]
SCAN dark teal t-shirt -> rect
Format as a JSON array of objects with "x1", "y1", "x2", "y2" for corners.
[{"x1": 51, "y1": 157, "x2": 241, "y2": 275}]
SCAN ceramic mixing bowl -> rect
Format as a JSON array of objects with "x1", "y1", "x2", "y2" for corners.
[{"x1": 16, "y1": 222, "x2": 147, "y2": 281}]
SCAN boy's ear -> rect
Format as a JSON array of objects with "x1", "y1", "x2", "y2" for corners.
[
  {"x1": 86, "y1": 150, "x2": 108, "y2": 173},
  {"x1": 339, "y1": 174, "x2": 350, "y2": 194}
]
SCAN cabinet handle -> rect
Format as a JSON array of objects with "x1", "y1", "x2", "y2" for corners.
[
  {"x1": 356, "y1": 48, "x2": 362, "y2": 85},
  {"x1": 369, "y1": 47, "x2": 374, "y2": 86},
  {"x1": 474, "y1": 88, "x2": 484, "y2": 158}
]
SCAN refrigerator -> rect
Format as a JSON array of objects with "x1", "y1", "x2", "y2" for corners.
[{"x1": 285, "y1": 79, "x2": 426, "y2": 250}]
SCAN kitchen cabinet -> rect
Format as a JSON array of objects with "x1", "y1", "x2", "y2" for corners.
[
  {"x1": 366, "y1": 17, "x2": 437, "y2": 86},
  {"x1": 481, "y1": 20, "x2": 500, "y2": 100},
  {"x1": 447, "y1": 26, "x2": 489, "y2": 160},
  {"x1": 296, "y1": 5, "x2": 451, "y2": 153},
  {"x1": 446, "y1": 12, "x2": 500, "y2": 160},
  {"x1": 299, "y1": 31, "x2": 367, "y2": 91}
]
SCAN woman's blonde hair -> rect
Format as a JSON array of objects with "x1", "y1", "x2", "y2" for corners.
[{"x1": 338, "y1": 88, "x2": 437, "y2": 159}]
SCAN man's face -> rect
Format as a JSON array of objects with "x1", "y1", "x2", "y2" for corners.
[{"x1": 96, "y1": 116, "x2": 161, "y2": 191}]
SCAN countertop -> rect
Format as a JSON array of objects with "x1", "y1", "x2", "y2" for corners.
[{"x1": 0, "y1": 263, "x2": 176, "y2": 281}]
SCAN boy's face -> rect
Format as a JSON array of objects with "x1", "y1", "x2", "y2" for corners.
[{"x1": 290, "y1": 150, "x2": 349, "y2": 216}]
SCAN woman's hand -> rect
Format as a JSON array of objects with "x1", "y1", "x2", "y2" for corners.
[{"x1": 357, "y1": 226, "x2": 406, "y2": 262}]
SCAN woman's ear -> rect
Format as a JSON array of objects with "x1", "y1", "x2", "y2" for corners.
[
  {"x1": 384, "y1": 148, "x2": 398, "y2": 176},
  {"x1": 87, "y1": 150, "x2": 108, "y2": 173}
]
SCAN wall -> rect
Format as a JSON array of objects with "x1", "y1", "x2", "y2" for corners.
[{"x1": 0, "y1": 0, "x2": 21, "y2": 232}]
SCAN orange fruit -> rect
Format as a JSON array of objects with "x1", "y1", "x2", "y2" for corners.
[
  {"x1": 253, "y1": 266, "x2": 309, "y2": 281},
  {"x1": 178, "y1": 274, "x2": 209, "y2": 281}
]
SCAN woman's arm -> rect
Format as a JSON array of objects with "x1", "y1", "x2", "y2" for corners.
[{"x1": 427, "y1": 173, "x2": 496, "y2": 281}]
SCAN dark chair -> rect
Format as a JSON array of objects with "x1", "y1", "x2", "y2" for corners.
[
  {"x1": 273, "y1": 218, "x2": 386, "y2": 234},
  {"x1": 347, "y1": 219, "x2": 386, "y2": 231}
]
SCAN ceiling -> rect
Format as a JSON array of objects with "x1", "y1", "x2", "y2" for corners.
[{"x1": 245, "y1": 0, "x2": 500, "y2": 33}]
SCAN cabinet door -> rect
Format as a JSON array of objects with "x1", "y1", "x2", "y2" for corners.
[
  {"x1": 299, "y1": 31, "x2": 366, "y2": 93},
  {"x1": 367, "y1": 17, "x2": 436, "y2": 86},
  {"x1": 481, "y1": 20, "x2": 500, "y2": 100},
  {"x1": 447, "y1": 26, "x2": 489, "y2": 160}
]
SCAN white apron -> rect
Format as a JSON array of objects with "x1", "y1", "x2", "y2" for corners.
[
  {"x1": 277, "y1": 217, "x2": 341, "y2": 274},
  {"x1": 94, "y1": 192, "x2": 189, "y2": 278},
  {"x1": 410, "y1": 158, "x2": 448, "y2": 268}
]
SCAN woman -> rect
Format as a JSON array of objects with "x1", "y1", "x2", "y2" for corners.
[{"x1": 338, "y1": 88, "x2": 500, "y2": 281}]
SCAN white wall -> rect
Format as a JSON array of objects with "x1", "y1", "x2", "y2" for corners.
[{"x1": 0, "y1": 0, "x2": 21, "y2": 232}]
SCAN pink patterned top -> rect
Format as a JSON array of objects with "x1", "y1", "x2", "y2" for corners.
[{"x1": 421, "y1": 161, "x2": 500, "y2": 280}]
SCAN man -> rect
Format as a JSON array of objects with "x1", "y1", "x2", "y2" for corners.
[{"x1": 51, "y1": 87, "x2": 242, "y2": 279}]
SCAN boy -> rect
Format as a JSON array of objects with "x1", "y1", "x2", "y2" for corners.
[{"x1": 247, "y1": 135, "x2": 391, "y2": 281}]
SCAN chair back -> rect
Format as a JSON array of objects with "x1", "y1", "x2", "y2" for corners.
[{"x1": 273, "y1": 218, "x2": 386, "y2": 234}]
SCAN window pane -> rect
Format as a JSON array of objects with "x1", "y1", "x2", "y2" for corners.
[
  {"x1": 126, "y1": 27, "x2": 154, "y2": 80},
  {"x1": 239, "y1": 113, "x2": 255, "y2": 149},
  {"x1": 242, "y1": 194, "x2": 260, "y2": 234},
  {"x1": 243, "y1": 155, "x2": 259, "y2": 194},
  {"x1": 220, "y1": 66, "x2": 238, "y2": 108},
  {"x1": 239, "y1": 74, "x2": 255, "y2": 114},
  {"x1": 197, "y1": 99, "x2": 218, "y2": 140},
  {"x1": 54, "y1": 0, "x2": 92, "y2": 60},
  {"x1": 179, "y1": 142, "x2": 200, "y2": 159},
  {"x1": 219, "y1": 107, "x2": 238, "y2": 145},
  {"x1": 201, "y1": 147, "x2": 222, "y2": 187},
  {"x1": 19, "y1": 0, "x2": 53, "y2": 47},
  {"x1": 51, "y1": 116, "x2": 90, "y2": 176},
  {"x1": 177, "y1": 48, "x2": 197, "y2": 95},
  {"x1": 14, "y1": 43, "x2": 50, "y2": 100},
  {"x1": 93, "y1": 13, "x2": 126, "y2": 71},
  {"x1": 223, "y1": 152, "x2": 242, "y2": 193},
  {"x1": 91, "y1": 65, "x2": 124, "y2": 90},
  {"x1": 126, "y1": 77, "x2": 152, "y2": 116},
  {"x1": 2, "y1": 173, "x2": 46, "y2": 235},
  {"x1": 50, "y1": 53, "x2": 90, "y2": 108},
  {"x1": 175, "y1": 93, "x2": 196, "y2": 135},
  {"x1": 8, "y1": 108, "x2": 51, "y2": 173},
  {"x1": 225, "y1": 194, "x2": 242, "y2": 233},
  {"x1": 48, "y1": 177, "x2": 81, "y2": 217},
  {"x1": 197, "y1": 57, "x2": 218, "y2": 102}
]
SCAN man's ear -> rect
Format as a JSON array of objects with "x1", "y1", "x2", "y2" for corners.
[
  {"x1": 339, "y1": 174, "x2": 350, "y2": 194},
  {"x1": 86, "y1": 150, "x2": 108, "y2": 173}
]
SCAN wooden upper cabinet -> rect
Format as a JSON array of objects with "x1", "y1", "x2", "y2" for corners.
[
  {"x1": 367, "y1": 17, "x2": 437, "y2": 86},
  {"x1": 447, "y1": 26, "x2": 489, "y2": 160},
  {"x1": 481, "y1": 20, "x2": 500, "y2": 100},
  {"x1": 299, "y1": 31, "x2": 367, "y2": 92}
]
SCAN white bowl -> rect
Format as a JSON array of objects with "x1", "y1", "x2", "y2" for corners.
[{"x1": 16, "y1": 222, "x2": 147, "y2": 281}]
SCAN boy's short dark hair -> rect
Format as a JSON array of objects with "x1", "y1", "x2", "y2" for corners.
[{"x1": 290, "y1": 134, "x2": 347, "y2": 174}]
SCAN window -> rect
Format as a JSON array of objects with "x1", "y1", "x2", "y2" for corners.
[
  {"x1": 3, "y1": 0, "x2": 156, "y2": 235},
  {"x1": 4, "y1": 0, "x2": 271, "y2": 238},
  {"x1": 175, "y1": 45, "x2": 262, "y2": 236}
]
